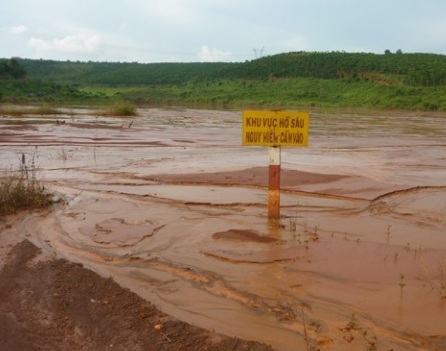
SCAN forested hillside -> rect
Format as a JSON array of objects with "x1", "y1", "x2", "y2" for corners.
[
  {"x1": 20, "y1": 52, "x2": 446, "y2": 87},
  {"x1": 3, "y1": 52, "x2": 446, "y2": 110},
  {"x1": 0, "y1": 58, "x2": 26, "y2": 79},
  {"x1": 21, "y1": 60, "x2": 234, "y2": 86},
  {"x1": 226, "y1": 52, "x2": 446, "y2": 87}
]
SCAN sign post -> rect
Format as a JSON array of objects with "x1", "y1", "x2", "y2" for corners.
[
  {"x1": 242, "y1": 110, "x2": 309, "y2": 220},
  {"x1": 268, "y1": 146, "x2": 281, "y2": 219}
]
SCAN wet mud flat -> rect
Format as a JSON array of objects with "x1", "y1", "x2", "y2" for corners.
[
  {"x1": 1, "y1": 108, "x2": 446, "y2": 350},
  {"x1": 0, "y1": 236, "x2": 273, "y2": 351}
]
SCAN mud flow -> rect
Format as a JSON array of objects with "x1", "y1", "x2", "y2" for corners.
[{"x1": 1, "y1": 108, "x2": 446, "y2": 350}]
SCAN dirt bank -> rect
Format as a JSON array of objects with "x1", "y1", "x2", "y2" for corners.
[{"x1": 0, "y1": 236, "x2": 273, "y2": 351}]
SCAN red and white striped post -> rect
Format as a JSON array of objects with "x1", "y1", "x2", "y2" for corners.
[
  {"x1": 268, "y1": 146, "x2": 281, "y2": 220},
  {"x1": 243, "y1": 109, "x2": 309, "y2": 220}
]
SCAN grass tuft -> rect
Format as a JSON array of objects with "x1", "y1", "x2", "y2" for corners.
[
  {"x1": 0, "y1": 153, "x2": 53, "y2": 216},
  {"x1": 106, "y1": 101, "x2": 138, "y2": 116}
]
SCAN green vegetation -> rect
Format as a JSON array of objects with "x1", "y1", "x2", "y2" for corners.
[
  {"x1": 20, "y1": 59, "x2": 233, "y2": 86},
  {"x1": 0, "y1": 58, "x2": 26, "y2": 79},
  {"x1": 0, "y1": 79, "x2": 101, "y2": 104},
  {"x1": 2, "y1": 51, "x2": 446, "y2": 110},
  {"x1": 96, "y1": 78, "x2": 446, "y2": 110},
  {"x1": 0, "y1": 154, "x2": 53, "y2": 216}
]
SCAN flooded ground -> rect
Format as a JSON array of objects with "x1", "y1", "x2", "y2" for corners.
[{"x1": 1, "y1": 108, "x2": 446, "y2": 350}]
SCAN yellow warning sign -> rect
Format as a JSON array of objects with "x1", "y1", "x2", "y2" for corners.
[{"x1": 242, "y1": 110, "x2": 309, "y2": 147}]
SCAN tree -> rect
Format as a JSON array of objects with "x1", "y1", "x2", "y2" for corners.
[
  {"x1": 9, "y1": 58, "x2": 26, "y2": 79},
  {"x1": 0, "y1": 60, "x2": 9, "y2": 78},
  {"x1": 0, "y1": 58, "x2": 26, "y2": 79}
]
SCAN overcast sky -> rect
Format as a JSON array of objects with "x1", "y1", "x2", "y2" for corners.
[{"x1": 2, "y1": 0, "x2": 446, "y2": 63}]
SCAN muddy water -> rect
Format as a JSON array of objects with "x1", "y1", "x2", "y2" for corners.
[{"x1": 1, "y1": 108, "x2": 446, "y2": 350}]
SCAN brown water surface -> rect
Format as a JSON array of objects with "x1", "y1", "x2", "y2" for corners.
[{"x1": 1, "y1": 108, "x2": 446, "y2": 350}]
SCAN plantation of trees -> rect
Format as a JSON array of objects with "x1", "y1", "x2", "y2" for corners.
[
  {"x1": 2, "y1": 51, "x2": 446, "y2": 110},
  {"x1": 18, "y1": 51, "x2": 446, "y2": 87}
]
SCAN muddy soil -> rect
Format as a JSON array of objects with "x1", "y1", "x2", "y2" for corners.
[
  {"x1": 0, "y1": 236, "x2": 272, "y2": 351},
  {"x1": 1, "y1": 108, "x2": 446, "y2": 350}
]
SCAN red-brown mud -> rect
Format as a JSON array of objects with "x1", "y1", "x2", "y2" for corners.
[
  {"x1": 0, "y1": 238, "x2": 273, "y2": 351},
  {"x1": 1, "y1": 108, "x2": 446, "y2": 350}
]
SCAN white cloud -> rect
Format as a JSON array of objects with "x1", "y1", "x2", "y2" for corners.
[
  {"x1": 54, "y1": 34, "x2": 100, "y2": 53},
  {"x1": 28, "y1": 37, "x2": 52, "y2": 52},
  {"x1": 28, "y1": 33, "x2": 101, "y2": 55},
  {"x1": 197, "y1": 45, "x2": 232, "y2": 62},
  {"x1": 10, "y1": 25, "x2": 28, "y2": 35}
]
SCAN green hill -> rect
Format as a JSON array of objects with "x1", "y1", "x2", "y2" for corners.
[
  {"x1": 20, "y1": 60, "x2": 234, "y2": 86},
  {"x1": 2, "y1": 52, "x2": 446, "y2": 110},
  {"x1": 19, "y1": 52, "x2": 446, "y2": 87}
]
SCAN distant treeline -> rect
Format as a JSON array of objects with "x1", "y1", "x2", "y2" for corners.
[
  {"x1": 18, "y1": 51, "x2": 446, "y2": 87},
  {"x1": 3, "y1": 52, "x2": 446, "y2": 110},
  {"x1": 20, "y1": 60, "x2": 233, "y2": 86},
  {"x1": 228, "y1": 52, "x2": 446, "y2": 87}
]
